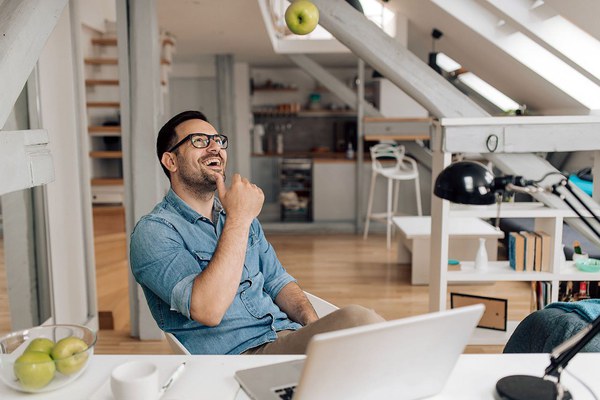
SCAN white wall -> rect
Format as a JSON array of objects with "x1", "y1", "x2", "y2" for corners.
[{"x1": 78, "y1": 0, "x2": 116, "y2": 32}]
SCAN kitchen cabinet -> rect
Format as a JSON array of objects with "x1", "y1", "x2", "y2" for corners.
[{"x1": 313, "y1": 161, "x2": 356, "y2": 221}]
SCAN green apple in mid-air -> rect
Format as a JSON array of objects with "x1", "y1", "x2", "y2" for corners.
[
  {"x1": 50, "y1": 336, "x2": 89, "y2": 375},
  {"x1": 14, "y1": 351, "x2": 56, "y2": 389},
  {"x1": 285, "y1": 0, "x2": 319, "y2": 35},
  {"x1": 26, "y1": 338, "x2": 55, "y2": 355}
]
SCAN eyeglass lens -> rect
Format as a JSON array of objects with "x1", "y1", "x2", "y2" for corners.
[{"x1": 191, "y1": 134, "x2": 228, "y2": 149}]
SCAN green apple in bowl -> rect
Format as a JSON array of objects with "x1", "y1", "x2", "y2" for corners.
[
  {"x1": 285, "y1": 0, "x2": 319, "y2": 35},
  {"x1": 26, "y1": 338, "x2": 55, "y2": 355},
  {"x1": 51, "y1": 336, "x2": 89, "y2": 375},
  {"x1": 14, "y1": 351, "x2": 56, "y2": 389}
]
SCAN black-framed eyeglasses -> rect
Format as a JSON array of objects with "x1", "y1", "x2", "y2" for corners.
[{"x1": 168, "y1": 133, "x2": 229, "y2": 153}]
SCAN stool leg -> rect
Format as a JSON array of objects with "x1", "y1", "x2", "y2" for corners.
[
  {"x1": 393, "y1": 179, "x2": 400, "y2": 215},
  {"x1": 363, "y1": 171, "x2": 377, "y2": 239},
  {"x1": 414, "y1": 173, "x2": 423, "y2": 216},
  {"x1": 387, "y1": 177, "x2": 393, "y2": 250},
  {"x1": 392, "y1": 179, "x2": 400, "y2": 239}
]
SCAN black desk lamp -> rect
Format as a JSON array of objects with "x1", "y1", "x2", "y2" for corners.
[{"x1": 434, "y1": 160, "x2": 600, "y2": 400}]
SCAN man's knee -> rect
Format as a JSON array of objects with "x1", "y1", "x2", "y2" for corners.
[{"x1": 334, "y1": 304, "x2": 385, "y2": 327}]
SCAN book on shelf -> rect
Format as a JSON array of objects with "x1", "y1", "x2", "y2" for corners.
[
  {"x1": 531, "y1": 281, "x2": 552, "y2": 311},
  {"x1": 558, "y1": 280, "x2": 600, "y2": 302},
  {"x1": 508, "y1": 232, "x2": 525, "y2": 271},
  {"x1": 509, "y1": 230, "x2": 551, "y2": 272},
  {"x1": 520, "y1": 231, "x2": 537, "y2": 272},
  {"x1": 535, "y1": 231, "x2": 551, "y2": 272}
]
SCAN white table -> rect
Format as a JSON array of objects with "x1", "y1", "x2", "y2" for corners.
[
  {"x1": 1, "y1": 353, "x2": 599, "y2": 399},
  {"x1": 393, "y1": 216, "x2": 504, "y2": 285}
]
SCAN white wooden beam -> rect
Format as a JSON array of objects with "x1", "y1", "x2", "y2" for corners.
[
  {"x1": 306, "y1": 0, "x2": 489, "y2": 118},
  {"x1": 0, "y1": 0, "x2": 68, "y2": 129},
  {"x1": 122, "y1": 0, "x2": 166, "y2": 341},
  {"x1": 440, "y1": 116, "x2": 600, "y2": 153},
  {"x1": 0, "y1": 129, "x2": 54, "y2": 196}
]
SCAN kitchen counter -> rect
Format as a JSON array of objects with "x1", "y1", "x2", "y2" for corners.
[{"x1": 251, "y1": 152, "x2": 369, "y2": 162}]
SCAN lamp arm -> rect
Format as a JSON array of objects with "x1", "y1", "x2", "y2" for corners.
[
  {"x1": 544, "y1": 315, "x2": 600, "y2": 379},
  {"x1": 550, "y1": 179, "x2": 600, "y2": 241},
  {"x1": 542, "y1": 178, "x2": 600, "y2": 380}
]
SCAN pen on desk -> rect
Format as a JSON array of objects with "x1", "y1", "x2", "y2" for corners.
[{"x1": 158, "y1": 361, "x2": 186, "y2": 397}]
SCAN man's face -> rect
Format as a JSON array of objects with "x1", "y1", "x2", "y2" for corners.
[{"x1": 170, "y1": 119, "x2": 227, "y2": 195}]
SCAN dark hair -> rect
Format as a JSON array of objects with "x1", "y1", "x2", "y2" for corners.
[{"x1": 156, "y1": 110, "x2": 208, "y2": 179}]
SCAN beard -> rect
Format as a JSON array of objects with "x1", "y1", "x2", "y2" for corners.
[{"x1": 177, "y1": 155, "x2": 225, "y2": 200}]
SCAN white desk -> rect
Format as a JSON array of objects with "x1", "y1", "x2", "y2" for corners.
[
  {"x1": 1, "y1": 353, "x2": 599, "y2": 399},
  {"x1": 394, "y1": 216, "x2": 504, "y2": 285}
]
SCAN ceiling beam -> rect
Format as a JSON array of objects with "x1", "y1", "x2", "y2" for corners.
[
  {"x1": 0, "y1": 0, "x2": 68, "y2": 129},
  {"x1": 306, "y1": 0, "x2": 489, "y2": 118}
]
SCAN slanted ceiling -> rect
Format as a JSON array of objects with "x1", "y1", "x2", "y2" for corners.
[
  {"x1": 391, "y1": 0, "x2": 596, "y2": 115},
  {"x1": 157, "y1": 0, "x2": 597, "y2": 115}
]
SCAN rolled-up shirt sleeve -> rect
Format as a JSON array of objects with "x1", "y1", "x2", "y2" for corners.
[
  {"x1": 130, "y1": 216, "x2": 200, "y2": 319},
  {"x1": 254, "y1": 221, "x2": 296, "y2": 299}
]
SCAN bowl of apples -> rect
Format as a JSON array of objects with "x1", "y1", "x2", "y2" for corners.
[{"x1": 0, "y1": 324, "x2": 96, "y2": 393}]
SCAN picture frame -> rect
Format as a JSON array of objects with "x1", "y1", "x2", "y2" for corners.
[{"x1": 450, "y1": 292, "x2": 508, "y2": 331}]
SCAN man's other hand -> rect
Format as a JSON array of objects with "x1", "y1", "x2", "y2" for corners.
[{"x1": 216, "y1": 173, "x2": 264, "y2": 224}]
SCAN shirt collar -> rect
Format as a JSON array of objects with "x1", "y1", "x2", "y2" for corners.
[{"x1": 165, "y1": 188, "x2": 224, "y2": 224}]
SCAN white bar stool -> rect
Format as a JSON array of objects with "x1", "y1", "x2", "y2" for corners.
[{"x1": 363, "y1": 143, "x2": 422, "y2": 249}]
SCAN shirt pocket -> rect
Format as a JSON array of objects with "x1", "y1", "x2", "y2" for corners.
[
  {"x1": 242, "y1": 232, "x2": 261, "y2": 280},
  {"x1": 194, "y1": 251, "x2": 213, "y2": 272}
]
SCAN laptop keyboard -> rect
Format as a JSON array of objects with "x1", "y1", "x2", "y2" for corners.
[{"x1": 274, "y1": 385, "x2": 296, "y2": 399}]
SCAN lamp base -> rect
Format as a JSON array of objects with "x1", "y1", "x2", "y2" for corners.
[{"x1": 496, "y1": 375, "x2": 572, "y2": 400}]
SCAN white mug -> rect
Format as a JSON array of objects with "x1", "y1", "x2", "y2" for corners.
[{"x1": 111, "y1": 361, "x2": 159, "y2": 400}]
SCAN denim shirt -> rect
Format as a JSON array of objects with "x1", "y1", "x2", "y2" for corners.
[{"x1": 129, "y1": 189, "x2": 301, "y2": 354}]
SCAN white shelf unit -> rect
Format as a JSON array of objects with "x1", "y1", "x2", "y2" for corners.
[{"x1": 429, "y1": 116, "x2": 600, "y2": 345}]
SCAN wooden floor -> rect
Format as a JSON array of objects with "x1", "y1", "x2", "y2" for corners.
[{"x1": 1, "y1": 210, "x2": 533, "y2": 355}]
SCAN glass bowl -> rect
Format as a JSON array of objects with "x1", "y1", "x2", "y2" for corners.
[{"x1": 0, "y1": 324, "x2": 96, "y2": 393}]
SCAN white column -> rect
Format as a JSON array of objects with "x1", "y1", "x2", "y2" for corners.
[{"x1": 37, "y1": 3, "x2": 96, "y2": 327}]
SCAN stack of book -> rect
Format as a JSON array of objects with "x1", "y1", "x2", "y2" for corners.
[
  {"x1": 508, "y1": 231, "x2": 551, "y2": 272},
  {"x1": 531, "y1": 281, "x2": 552, "y2": 311}
]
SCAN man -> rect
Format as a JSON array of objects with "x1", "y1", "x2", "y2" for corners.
[{"x1": 130, "y1": 110, "x2": 383, "y2": 355}]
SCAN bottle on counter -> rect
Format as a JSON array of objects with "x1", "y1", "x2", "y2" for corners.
[
  {"x1": 346, "y1": 142, "x2": 354, "y2": 159},
  {"x1": 276, "y1": 132, "x2": 284, "y2": 155}
]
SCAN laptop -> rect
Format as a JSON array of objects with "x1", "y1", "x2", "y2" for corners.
[{"x1": 235, "y1": 304, "x2": 484, "y2": 400}]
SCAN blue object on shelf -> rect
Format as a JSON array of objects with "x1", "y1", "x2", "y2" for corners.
[
  {"x1": 575, "y1": 257, "x2": 600, "y2": 272},
  {"x1": 569, "y1": 174, "x2": 593, "y2": 196}
]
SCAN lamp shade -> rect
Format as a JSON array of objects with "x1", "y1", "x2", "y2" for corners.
[{"x1": 434, "y1": 161, "x2": 496, "y2": 205}]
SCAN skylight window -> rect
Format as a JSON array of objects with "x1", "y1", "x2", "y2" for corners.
[
  {"x1": 435, "y1": 53, "x2": 519, "y2": 111},
  {"x1": 433, "y1": 0, "x2": 600, "y2": 110},
  {"x1": 502, "y1": 32, "x2": 600, "y2": 109},
  {"x1": 457, "y1": 73, "x2": 520, "y2": 111},
  {"x1": 535, "y1": 15, "x2": 600, "y2": 80}
]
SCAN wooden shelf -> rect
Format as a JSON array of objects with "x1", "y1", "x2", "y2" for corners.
[
  {"x1": 162, "y1": 37, "x2": 175, "y2": 46},
  {"x1": 447, "y1": 262, "x2": 555, "y2": 282},
  {"x1": 160, "y1": 58, "x2": 171, "y2": 65},
  {"x1": 90, "y1": 151, "x2": 122, "y2": 159},
  {"x1": 91, "y1": 38, "x2": 117, "y2": 46},
  {"x1": 87, "y1": 102, "x2": 120, "y2": 108},
  {"x1": 88, "y1": 126, "x2": 121, "y2": 137},
  {"x1": 253, "y1": 87, "x2": 298, "y2": 92},
  {"x1": 84, "y1": 58, "x2": 118, "y2": 65},
  {"x1": 86, "y1": 79, "x2": 119, "y2": 86},
  {"x1": 253, "y1": 110, "x2": 356, "y2": 118},
  {"x1": 91, "y1": 178, "x2": 124, "y2": 186}
]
